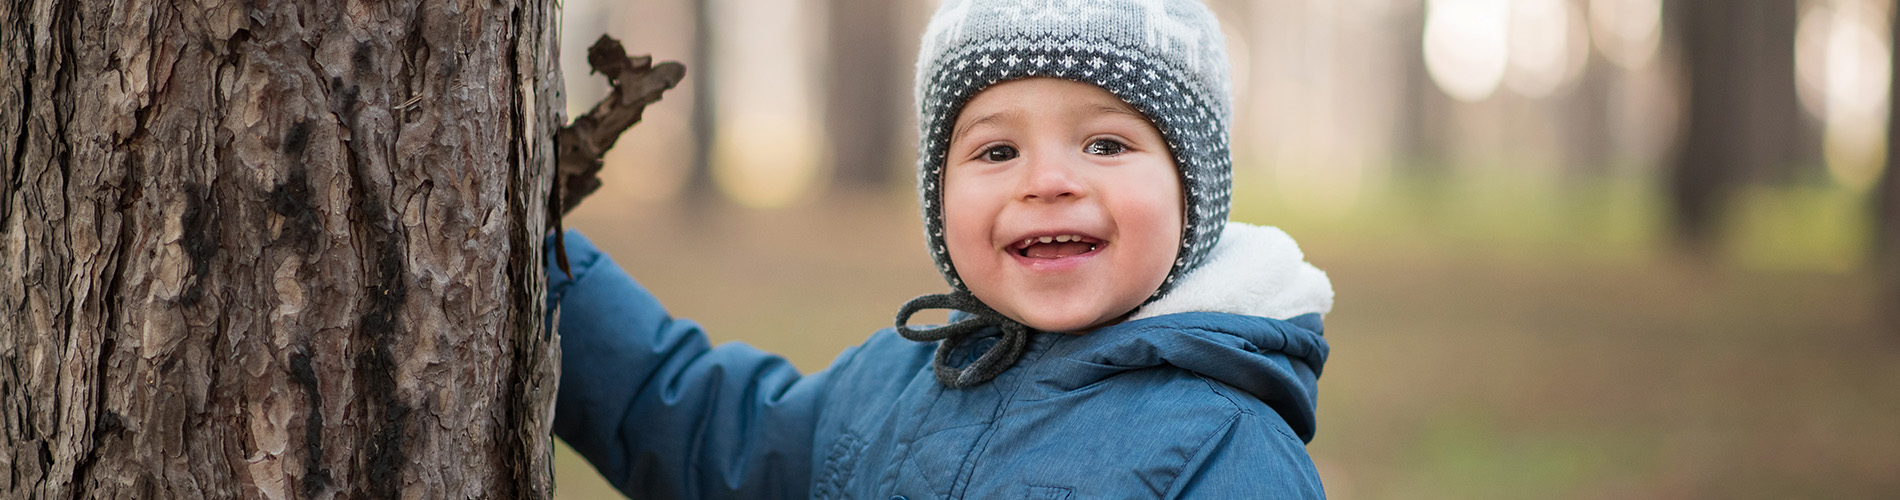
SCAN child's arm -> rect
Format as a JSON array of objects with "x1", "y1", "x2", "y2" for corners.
[{"x1": 547, "y1": 231, "x2": 826, "y2": 499}]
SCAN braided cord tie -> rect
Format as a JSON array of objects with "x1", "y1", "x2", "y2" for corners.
[{"x1": 895, "y1": 292, "x2": 1036, "y2": 388}]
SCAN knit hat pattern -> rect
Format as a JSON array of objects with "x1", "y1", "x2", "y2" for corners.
[{"x1": 913, "y1": 0, "x2": 1235, "y2": 301}]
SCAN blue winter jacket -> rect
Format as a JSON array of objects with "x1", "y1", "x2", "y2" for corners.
[{"x1": 548, "y1": 224, "x2": 1334, "y2": 499}]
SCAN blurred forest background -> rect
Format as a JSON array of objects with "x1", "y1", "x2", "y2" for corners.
[{"x1": 549, "y1": 0, "x2": 1900, "y2": 498}]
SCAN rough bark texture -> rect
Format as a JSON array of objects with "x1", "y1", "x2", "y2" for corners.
[{"x1": 0, "y1": 0, "x2": 564, "y2": 498}]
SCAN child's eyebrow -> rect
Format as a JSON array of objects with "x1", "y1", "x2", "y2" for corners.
[
  {"x1": 1094, "y1": 103, "x2": 1148, "y2": 122},
  {"x1": 952, "y1": 109, "x2": 1021, "y2": 143}
]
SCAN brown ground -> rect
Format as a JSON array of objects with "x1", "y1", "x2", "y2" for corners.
[{"x1": 551, "y1": 190, "x2": 1900, "y2": 500}]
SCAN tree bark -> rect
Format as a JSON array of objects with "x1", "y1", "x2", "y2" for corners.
[{"x1": 1, "y1": 0, "x2": 564, "y2": 498}]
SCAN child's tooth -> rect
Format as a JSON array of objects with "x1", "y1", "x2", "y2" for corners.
[
  {"x1": 1038, "y1": 236, "x2": 1053, "y2": 243},
  {"x1": 1055, "y1": 235, "x2": 1072, "y2": 243}
]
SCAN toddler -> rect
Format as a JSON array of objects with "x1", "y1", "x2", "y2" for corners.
[{"x1": 548, "y1": 0, "x2": 1335, "y2": 497}]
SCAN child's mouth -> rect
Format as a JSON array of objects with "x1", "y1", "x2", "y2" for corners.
[{"x1": 1012, "y1": 235, "x2": 1103, "y2": 259}]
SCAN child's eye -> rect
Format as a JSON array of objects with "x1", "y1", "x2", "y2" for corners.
[
  {"x1": 982, "y1": 145, "x2": 1019, "y2": 162},
  {"x1": 1085, "y1": 139, "x2": 1127, "y2": 156}
]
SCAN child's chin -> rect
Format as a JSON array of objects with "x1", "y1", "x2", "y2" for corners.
[
  {"x1": 1016, "y1": 311, "x2": 1122, "y2": 334},
  {"x1": 979, "y1": 290, "x2": 1137, "y2": 333}
]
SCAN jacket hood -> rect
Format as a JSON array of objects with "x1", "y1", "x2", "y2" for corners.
[
  {"x1": 1047, "y1": 223, "x2": 1333, "y2": 441},
  {"x1": 1132, "y1": 223, "x2": 1333, "y2": 322}
]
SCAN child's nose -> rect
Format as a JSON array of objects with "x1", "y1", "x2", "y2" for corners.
[{"x1": 1019, "y1": 153, "x2": 1086, "y2": 201}]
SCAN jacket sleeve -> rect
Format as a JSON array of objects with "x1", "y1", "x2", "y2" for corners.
[
  {"x1": 547, "y1": 231, "x2": 826, "y2": 500},
  {"x1": 1172, "y1": 411, "x2": 1327, "y2": 499}
]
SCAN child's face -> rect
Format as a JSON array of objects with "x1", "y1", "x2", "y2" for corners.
[{"x1": 943, "y1": 77, "x2": 1183, "y2": 333}]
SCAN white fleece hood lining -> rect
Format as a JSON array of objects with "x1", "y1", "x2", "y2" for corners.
[{"x1": 1130, "y1": 223, "x2": 1334, "y2": 322}]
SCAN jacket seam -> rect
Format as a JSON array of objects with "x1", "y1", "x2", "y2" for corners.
[
  {"x1": 945, "y1": 336, "x2": 1056, "y2": 500},
  {"x1": 1192, "y1": 373, "x2": 1252, "y2": 417},
  {"x1": 886, "y1": 370, "x2": 947, "y2": 496},
  {"x1": 1193, "y1": 373, "x2": 1303, "y2": 443},
  {"x1": 1263, "y1": 412, "x2": 1305, "y2": 451},
  {"x1": 1161, "y1": 411, "x2": 1246, "y2": 498}
]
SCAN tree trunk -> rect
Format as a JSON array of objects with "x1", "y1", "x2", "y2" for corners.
[
  {"x1": 1562, "y1": 55, "x2": 1614, "y2": 178},
  {"x1": 1879, "y1": 11, "x2": 1900, "y2": 326},
  {"x1": 824, "y1": 0, "x2": 901, "y2": 189},
  {"x1": 1393, "y1": 0, "x2": 1450, "y2": 176},
  {"x1": 1, "y1": 0, "x2": 564, "y2": 498},
  {"x1": 685, "y1": 0, "x2": 720, "y2": 203},
  {"x1": 1668, "y1": 0, "x2": 1806, "y2": 251}
]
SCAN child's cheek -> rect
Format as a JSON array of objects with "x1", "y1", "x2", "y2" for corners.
[{"x1": 939, "y1": 170, "x2": 994, "y2": 282}]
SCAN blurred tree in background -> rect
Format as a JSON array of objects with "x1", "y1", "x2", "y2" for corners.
[
  {"x1": 1670, "y1": 0, "x2": 1815, "y2": 252},
  {"x1": 1883, "y1": 14, "x2": 1900, "y2": 319},
  {"x1": 824, "y1": 0, "x2": 907, "y2": 187}
]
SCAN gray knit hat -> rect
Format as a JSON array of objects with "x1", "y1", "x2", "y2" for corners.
[
  {"x1": 898, "y1": 0, "x2": 1236, "y2": 388},
  {"x1": 914, "y1": 0, "x2": 1234, "y2": 300}
]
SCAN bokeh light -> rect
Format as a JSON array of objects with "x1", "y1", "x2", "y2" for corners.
[
  {"x1": 710, "y1": 0, "x2": 825, "y2": 207},
  {"x1": 1588, "y1": 0, "x2": 1662, "y2": 70},
  {"x1": 1795, "y1": 0, "x2": 1894, "y2": 190},
  {"x1": 1504, "y1": 0, "x2": 1591, "y2": 98},
  {"x1": 1428, "y1": 0, "x2": 1592, "y2": 101},
  {"x1": 1425, "y1": 0, "x2": 1511, "y2": 101}
]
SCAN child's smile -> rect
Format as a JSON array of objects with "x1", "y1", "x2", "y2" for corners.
[
  {"x1": 1006, "y1": 229, "x2": 1107, "y2": 274},
  {"x1": 1011, "y1": 233, "x2": 1103, "y2": 260},
  {"x1": 942, "y1": 77, "x2": 1184, "y2": 333}
]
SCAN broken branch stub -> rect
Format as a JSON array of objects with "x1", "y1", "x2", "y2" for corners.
[
  {"x1": 548, "y1": 35, "x2": 684, "y2": 277},
  {"x1": 554, "y1": 35, "x2": 686, "y2": 218}
]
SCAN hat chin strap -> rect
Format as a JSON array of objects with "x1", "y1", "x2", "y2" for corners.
[{"x1": 895, "y1": 291, "x2": 1035, "y2": 388}]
